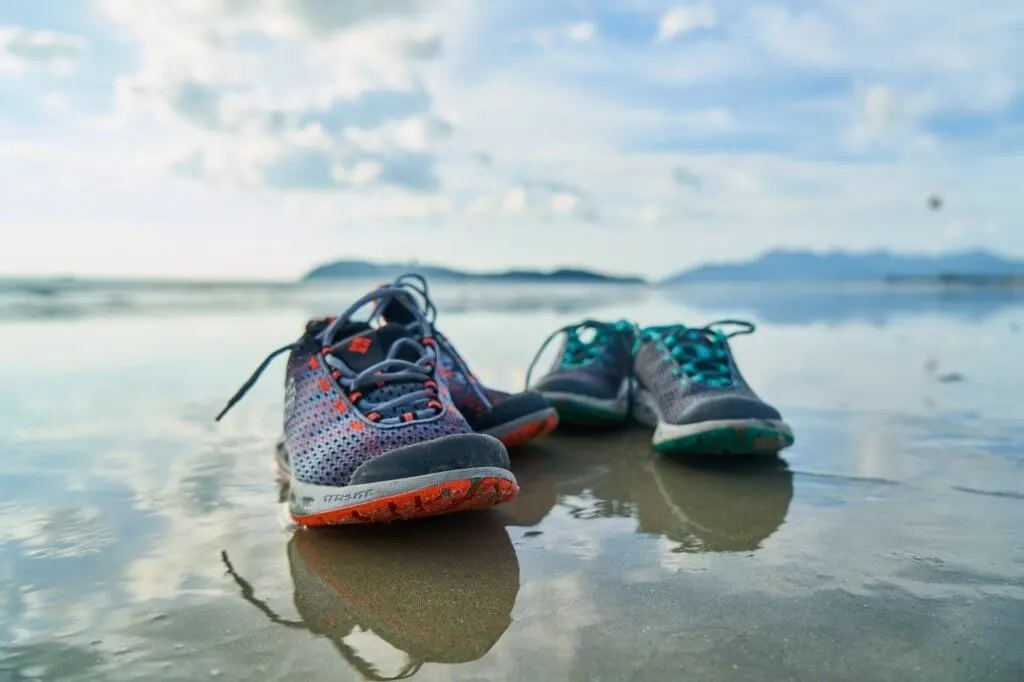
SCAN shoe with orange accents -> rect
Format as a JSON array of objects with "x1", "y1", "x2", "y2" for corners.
[
  {"x1": 215, "y1": 286, "x2": 518, "y2": 526},
  {"x1": 379, "y1": 274, "x2": 560, "y2": 449}
]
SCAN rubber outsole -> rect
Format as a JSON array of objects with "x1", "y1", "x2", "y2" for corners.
[
  {"x1": 491, "y1": 411, "x2": 559, "y2": 448},
  {"x1": 548, "y1": 397, "x2": 627, "y2": 427},
  {"x1": 654, "y1": 424, "x2": 794, "y2": 455},
  {"x1": 292, "y1": 475, "x2": 519, "y2": 527}
]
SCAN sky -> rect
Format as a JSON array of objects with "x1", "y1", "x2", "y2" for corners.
[{"x1": 0, "y1": 0, "x2": 1021, "y2": 280}]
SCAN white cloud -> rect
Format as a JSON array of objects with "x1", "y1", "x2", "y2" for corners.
[
  {"x1": 746, "y1": 6, "x2": 839, "y2": 64},
  {"x1": 100, "y1": 0, "x2": 451, "y2": 197},
  {"x1": 502, "y1": 187, "x2": 528, "y2": 214},
  {"x1": 640, "y1": 205, "x2": 663, "y2": 224},
  {"x1": 567, "y1": 21, "x2": 597, "y2": 43},
  {"x1": 657, "y1": 4, "x2": 717, "y2": 42},
  {"x1": 0, "y1": 27, "x2": 85, "y2": 75},
  {"x1": 42, "y1": 91, "x2": 69, "y2": 111},
  {"x1": 550, "y1": 192, "x2": 580, "y2": 215},
  {"x1": 523, "y1": 20, "x2": 599, "y2": 47}
]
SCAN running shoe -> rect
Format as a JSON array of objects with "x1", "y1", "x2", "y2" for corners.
[
  {"x1": 630, "y1": 320, "x2": 794, "y2": 455},
  {"x1": 525, "y1": 319, "x2": 639, "y2": 426},
  {"x1": 377, "y1": 274, "x2": 559, "y2": 448},
  {"x1": 215, "y1": 286, "x2": 518, "y2": 526}
]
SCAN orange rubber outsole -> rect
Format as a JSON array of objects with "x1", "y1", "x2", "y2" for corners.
[
  {"x1": 498, "y1": 412, "x2": 560, "y2": 449},
  {"x1": 292, "y1": 476, "x2": 519, "y2": 527}
]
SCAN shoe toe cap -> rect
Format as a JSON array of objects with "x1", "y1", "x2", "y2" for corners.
[{"x1": 678, "y1": 395, "x2": 782, "y2": 425}]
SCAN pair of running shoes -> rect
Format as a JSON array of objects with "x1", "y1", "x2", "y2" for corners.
[{"x1": 216, "y1": 274, "x2": 794, "y2": 527}]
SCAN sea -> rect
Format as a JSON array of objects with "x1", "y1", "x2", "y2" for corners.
[{"x1": 1, "y1": 277, "x2": 1022, "y2": 681}]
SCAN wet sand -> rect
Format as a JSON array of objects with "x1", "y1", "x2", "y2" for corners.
[{"x1": 1, "y1": 282, "x2": 1022, "y2": 681}]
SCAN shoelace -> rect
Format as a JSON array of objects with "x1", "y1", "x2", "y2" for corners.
[
  {"x1": 523, "y1": 318, "x2": 640, "y2": 390},
  {"x1": 382, "y1": 273, "x2": 496, "y2": 410},
  {"x1": 215, "y1": 286, "x2": 442, "y2": 423},
  {"x1": 640, "y1": 319, "x2": 755, "y2": 388}
]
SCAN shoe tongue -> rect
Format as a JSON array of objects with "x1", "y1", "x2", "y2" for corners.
[
  {"x1": 380, "y1": 296, "x2": 418, "y2": 326},
  {"x1": 332, "y1": 323, "x2": 420, "y2": 373}
]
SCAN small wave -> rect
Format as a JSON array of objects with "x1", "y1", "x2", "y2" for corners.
[
  {"x1": 792, "y1": 470, "x2": 901, "y2": 486},
  {"x1": 952, "y1": 485, "x2": 1024, "y2": 501}
]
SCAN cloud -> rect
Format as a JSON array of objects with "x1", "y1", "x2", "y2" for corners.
[
  {"x1": 746, "y1": 6, "x2": 840, "y2": 65},
  {"x1": 672, "y1": 166, "x2": 703, "y2": 190},
  {"x1": 0, "y1": 27, "x2": 85, "y2": 75},
  {"x1": 102, "y1": 0, "x2": 453, "y2": 198},
  {"x1": 4, "y1": 0, "x2": 1024, "y2": 279},
  {"x1": 567, "y1": 21, "x2": 597, "y2": 43},
  {"x1": 521, "y1": 20, "x2": 599, "y2": 48},
  {"x1": 640, "y1": 205, "x2": 663, "y2": 224},
  {"x1": 657, "y1": 4, "x2": 717, "y2": 42}
]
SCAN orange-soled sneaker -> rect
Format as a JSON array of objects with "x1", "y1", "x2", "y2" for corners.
[
  {"x1": 215, "y1": 286, "x2": 518, "y2": 526},
  {"x1": 378, "y1": 274, "x2": 559, "y2": 449}
]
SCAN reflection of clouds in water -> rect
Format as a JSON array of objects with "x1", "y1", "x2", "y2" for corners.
[
  {"x1": 339, "y1": 626, "x2": 413, "y2": 680},
  {"x1": 510, "y1": 573, "x2": 600, "y2": 676},
  {"x1": 120, "y1": 440, "x2": 285, "y2": 602},
  {"x1": 670, "y1": 284, "x2": 1024, "y2": 327},
  {"x1": 739, "y1": 413, "x2": 1024, "y2": 602},
  {"x1": 656, "y1": 537, "x2": 714, "y2": 574},
  {"x1": 0, "y1": 504, "x2": 114, "y2": 559},
  {"x1": 1, "y1": 280, "x2": 653, "y2": 323}
]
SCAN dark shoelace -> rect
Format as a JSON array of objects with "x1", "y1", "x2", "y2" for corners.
[
  {"x1": 215, "y1": 286, "x2": 442, "y2": 423},
  {"x1": 640, "y1": 319, "x2": 755, "y2": 388},
  {"x1": 384, "y1": 273, "x2": 496, "y2": 410},
  {"x1": 523, "y1": 318, "x2": 640, "y2": 390}
]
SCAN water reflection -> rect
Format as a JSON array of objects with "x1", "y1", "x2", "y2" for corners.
[
  {"x1": 225, "y1": 513, "x2": 519, "y2": 680},
  {"x1": 666, "y1": 284, "x2": 1024, "y2": 326},
  {"x1": 0, "y1": 279, "x2": 650, "y2": 322},
  {"x1": 502, "y1": 427, "x2": 794, "y2": 553}
]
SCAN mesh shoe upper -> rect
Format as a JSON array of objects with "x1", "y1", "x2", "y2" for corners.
[
  {"x1": 633, "y1": 321, "x2": 783, "y2": 426},
  {"x1": 215, "y1": 286, "x2": 475, "y2": 489},
  {"x1": 527, "y1": 320, "x2": 638, "y2": 400},
  {"x1": 283, "y1": 321, "x2": 472, "y2": 488},
  {"x1": 379, "y1": 276, "x2": 553, "y2": 431}
]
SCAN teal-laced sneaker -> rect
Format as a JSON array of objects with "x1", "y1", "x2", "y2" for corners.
[
  {"x1": 631, "y1": 320, "x2": 794, "y2": 455},
  {"x1": 525, "y1": 319, "x2": 639, "y2": 427}
]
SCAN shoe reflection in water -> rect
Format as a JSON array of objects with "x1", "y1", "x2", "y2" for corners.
[
  {"x1": 501, "y1": 426, "x2": 794, "y2": 552},
  {"x1": 646, "y1": 454, "x2": 793, "y2": 552},
  {"x1": 225, "y1": 512, "x2": 519, "y2": 680}
]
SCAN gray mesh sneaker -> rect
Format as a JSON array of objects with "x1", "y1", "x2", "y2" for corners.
[
  {"x1": 215, "y1": 285, "x2": 517, "y2": 526},
  {"x1": 630, "y1": 320, "x2": 794, "y2": 454},
  {"x1": 525, "y1": 319, "x2": 639, "y2": 426}
]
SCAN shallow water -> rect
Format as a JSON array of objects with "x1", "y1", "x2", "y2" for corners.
[{"x1": 1, "y1": 281, "x2": 1023, "y2": 681}]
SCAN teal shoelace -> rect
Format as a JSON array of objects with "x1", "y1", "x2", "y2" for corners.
[
  {"x1": 525, "y1": 319, "x2": 639, "y2": 389},
  {"x1": 640, "y1": 319, "x2": 755, "y2": 388}
]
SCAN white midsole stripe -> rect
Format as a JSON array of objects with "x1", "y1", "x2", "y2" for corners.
[
  {"x1": 633, "y1": 387, "x2": 792, "y2": 444},
  {"x1": 286, "y1": 466, "x2": 517, "y2": 517}
]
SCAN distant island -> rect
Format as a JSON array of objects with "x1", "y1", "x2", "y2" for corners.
[
  {"x1": 302, "y1": 260, "x2": 646, "y2": 285},
  {"x1": 662, "y1": 249, "x2": 1024, "y2": 284},
  {"x1": 884, "y1": 273, "x2": 1024, "y2": 288},
  {"x1": 301, "y1": 249, "x2": 1024, "y2": 287}
]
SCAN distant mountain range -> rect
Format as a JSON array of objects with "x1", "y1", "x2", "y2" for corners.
[
  {"x1": 302, "y1": 249, "x2": 1024, "y2": 286},
  {"x1": 662, "y1": 249, "x2": 1024, "y2": 284},
  {"x1": 302, "y1": 260, "x2": 645, "y2": 284}
]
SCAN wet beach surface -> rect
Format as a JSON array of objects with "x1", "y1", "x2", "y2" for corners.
[{"x1": 1, "y1": 281, "x2": 1023, "y2": 681}]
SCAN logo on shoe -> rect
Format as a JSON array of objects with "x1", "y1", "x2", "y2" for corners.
[
  {"x1": 348, "y1": 337, "x2": 372, "y2": 354},
  {"x1": 323, "y1": 490, "x2": 373, "y2": 503}
]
